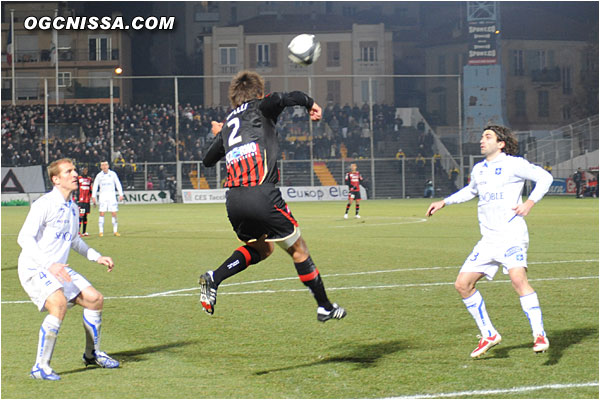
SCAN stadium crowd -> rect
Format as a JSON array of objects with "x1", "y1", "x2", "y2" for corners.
[{"x1": 2, "y1": 102, "x2": 413, "y2": 170}]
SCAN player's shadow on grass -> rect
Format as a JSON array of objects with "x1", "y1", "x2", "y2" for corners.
[
  {"x1": 59, "y1": 339, "x2": 198, "y2": 376},
  {"x1": 485, "y1": 326, "x2": 597, "y2": 365},
  {"x1": 254, "y1": 340, "x2": 405, "y2": 376}
]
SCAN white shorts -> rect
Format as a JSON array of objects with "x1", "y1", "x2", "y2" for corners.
[
  {"x1": 459, "y1": 239, "x2": 528, "y2": 280},
  {"x1": 98, "y1": 199, "x2": 118, "y2": 213},
  {"x1": 18, "y1": 265, "x2": 92, "y2": 311}
]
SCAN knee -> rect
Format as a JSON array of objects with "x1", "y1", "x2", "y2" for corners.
[
  {"x1": 454, "y1": 278, "x2": 474, "y2": 297},
  {"x1": 87, "y1": 290, "x2": 104, "y2": 309}
]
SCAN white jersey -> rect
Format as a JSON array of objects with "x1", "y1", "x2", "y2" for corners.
[
  {"x1": 18, "y1": 187, "x2": 101, "y2": 270},
  {"x1": 92, "y1": 169, "x2": 123, "y2": 202},
  {"x1": 444, "y1": 153, "x2": 553, "y2": 243}
]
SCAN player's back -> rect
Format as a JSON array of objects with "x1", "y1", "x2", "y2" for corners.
[{"x1": 220, "y1": 99, "x2": 279, "y2": 187}]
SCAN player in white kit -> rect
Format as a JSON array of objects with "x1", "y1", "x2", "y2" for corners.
[
  {"x1": 92, "y1": 161, "x2": 124, "y2": 236},
  {"x1": 18, "y1": 158, "x2": 119, "y2": 380},
  {"x1": 426, "y1": 125, "x2": 553, "y2": 358}
]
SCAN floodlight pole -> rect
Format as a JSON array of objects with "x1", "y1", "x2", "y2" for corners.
[
  {"x1": 368, "y1": 77, "x2": 375, "y2": 198},
  {"x1": 175, "y1": 77, "x2": 182, "y2": 202},
  {"x1": 44, "y1": 78, "x2": 49, "y2": 164},
  {"x1": 110, "y1": 78, "x2": 114, "y2": 162},
  {"x1": 308, "y1": 75, "x2": 314, "y2": 186}
]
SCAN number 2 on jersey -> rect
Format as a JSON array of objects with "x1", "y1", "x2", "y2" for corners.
[{"x1": 228, "y1": 118, "x2": 241, "y2": 146}]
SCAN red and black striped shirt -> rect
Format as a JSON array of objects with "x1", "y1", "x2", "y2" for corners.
[{"x1": 203, "y1": 91, "x2": 314, "y2": 187}]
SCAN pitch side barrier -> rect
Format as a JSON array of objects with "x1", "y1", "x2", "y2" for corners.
[{"x1": 182, "y1": 185, "x2": 368, "y2": 204}]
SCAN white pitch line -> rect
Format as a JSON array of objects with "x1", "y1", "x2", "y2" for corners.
[
  {"x1": 384, "y1": 381, "x2": 599, "y2": 399},
  {"x1": 2, "y1": 260, "x2": 597, "y2": 304}
]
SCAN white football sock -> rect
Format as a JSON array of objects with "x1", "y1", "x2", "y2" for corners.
[
  {"x1": 83, "y1": 309, "x2": 102, "y2": 357},
  {"x1": 112, "y1": 216, "x2": 118, "y2": 233},
  {"x1": 98, "y1": 216, "x2": 104, "y2": 233},
  {"x1": 520, "y1": 292, "x2": 545, "y2": 338},
  {"x1": 36, "y1": 314, "x2": 62, "y2": 367},
  {"x1": 462, "y1": 290, "x2": 498, "y2": 338}
]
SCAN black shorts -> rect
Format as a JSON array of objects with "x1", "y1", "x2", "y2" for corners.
[
  {"x1": 348, "y1": 190, "x2": 361, "y2": 200},
  {"x1": 226, "y1": 184, "x2": 298, "y2": 243},
  {"x1": 78, "y1": 202, "x2": 90, "y2": 216}
]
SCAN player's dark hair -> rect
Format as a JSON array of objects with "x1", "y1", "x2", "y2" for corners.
[
  {"x1": 484, "y1": 125, "x2": 518, "y2": 156},
  {"x1": 229, "y1": 70, "x2": 264, "y2": 108},
  {"x1": 47, "y1": 158, "x2": 74, "y2": 183}
]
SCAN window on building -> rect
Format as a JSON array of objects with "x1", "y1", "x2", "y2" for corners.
[
  {"x1": 89, "y1": 36, "x2": 111, "y2": 61},
  {"x1": 562, "y1": 66, "x2": 572, "y2": 94},
  {"x1": 360, "y1": 42, "x2": 377, "y2": 62},
  {"x1": 515, "y1": 89, "x2": 526, "y2": 116},
  {"x1": 220, "y1": 46, "x2": 237, "y2": 65},
  {"x1": 326, "y1": 42, "x2": 340, "y2": 67},
  {"x1": 327, "y1": 80, "x2": 341, "y2": 104},
  {"x1": 512, "y1": 50, "x2": 524, "y2": 76},
  {"x1": 538, "y1": 91, "x2": 549, "y2": 117},
  {"x1": 257, "y1": 44, "x2": 270, "y2": 67},
  {"x1": 57, "y1": 72, "x2": 71, "y2": 87},
  {"x1": 438, "y1": 55, "x2": 446, "y2": 74}
]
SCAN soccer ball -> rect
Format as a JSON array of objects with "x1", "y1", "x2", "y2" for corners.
[{"x1": 288, "y1": 34, "x2": 321, "y2": 66}]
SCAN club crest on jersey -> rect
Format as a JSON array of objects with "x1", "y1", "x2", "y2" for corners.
[{"x1": 495, "y1": 168, "x2": 502, "y2": 175}]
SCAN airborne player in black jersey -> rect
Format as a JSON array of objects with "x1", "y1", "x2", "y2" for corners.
[{"x1": 199, "y1": 70, "x2": 346, "y2": 322}]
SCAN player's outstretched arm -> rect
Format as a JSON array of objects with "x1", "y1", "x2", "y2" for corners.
[
  {"x1": 426, "y1": 200, "x2": 446, "y2": 217},
  {"x1": 97, "y1": 256, "x2": 115, "y2": 272},
  {"x1": 211, "y1": 121, "x2": 223, "y2": 136},
  {"x1": 309, "y1": 102, "x2": 322, "y2": 121}
]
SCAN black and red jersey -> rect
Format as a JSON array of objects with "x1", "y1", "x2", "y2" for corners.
[
  {"x1": 77, "y1": 175, "x2": 93, "y2": 203},
  {"x1": 203, "y1": 91, "x2": 314, "y2": 187},
  {"x1": 345, "y1": 171, "x2": 363, "y2": 192}
]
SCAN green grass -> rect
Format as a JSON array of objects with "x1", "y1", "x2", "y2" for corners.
[{"x1": 2, "y1": 197, "x2": 598, "y2": 398}]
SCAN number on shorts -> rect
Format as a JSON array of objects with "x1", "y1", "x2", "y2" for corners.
[
  {"x1": 469, "y1": 252, "x2": 479, "y2": 262},
  {"x1": 39, "y1": 271, "x2": 47, "y2": 279},
  {"x1": 227, "y1": 118, "x2": 241, "y2": 146}
]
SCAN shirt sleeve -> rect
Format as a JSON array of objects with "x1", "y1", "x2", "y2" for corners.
[
  {"x1": 259, "y1": 91, "x2": 314, "y2": 121},
  {"x1": 91, "y1": 174, "x2": 99, "y2": 198},
  {"x1": 17, "y1": 200, "x2": 53, "y2": 269},
  {"x1": 513, "y1": 158, "x2": 554, "y2": 203},
  {"x1": 71, "y1": 237, "x2": 101, "y2": 262},
  {"x1": 113, "y1": 172, "x2": 124, "y2": 196},
  {"x1": 203, "y1": 133, "x2": 225, "y2": 167},
  {"x1": 444, "y1": 171, "x2": 478, "y2": 205}
]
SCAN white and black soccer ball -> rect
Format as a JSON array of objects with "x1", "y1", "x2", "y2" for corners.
[{"x1": 288, "y1": 34, "x2": 321, "y2": 66}]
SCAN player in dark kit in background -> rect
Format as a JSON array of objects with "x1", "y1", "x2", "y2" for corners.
[
  {"x1": 77, "y1": 167, "x2": 93, "y2": 237},
  {"x1": 199, "y1": 70, "x2": 346, "y2": 322},
  {"x1": 344, "y1": 163, "x2": 363, "y2": 219}
]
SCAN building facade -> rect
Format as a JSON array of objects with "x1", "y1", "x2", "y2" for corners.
[
  {"x1": 203, "y1": 16, "x2": 393, "y2": 108},
  {"x1": 1, "y1": 2, "x2": 132, "y2": 105}
]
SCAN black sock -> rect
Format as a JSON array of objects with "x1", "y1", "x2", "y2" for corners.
[
  {"x1": 345, "y1": 204, "x2": 351, "y2": 214},
  {"x1": 355, "y1": 204, "x2": 360, "y2": 215},
  {"x1": 82, "y1": 217, "x2": 87, "y2": 233},
  {"x1": 294, "y1": 256, "x2": 332, "y2": 310},
  {"x1": 212, "y1": 245, "x2": 261, "y2": 286}
]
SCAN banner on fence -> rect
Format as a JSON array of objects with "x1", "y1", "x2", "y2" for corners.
[
  {"x1": 1, "y1": 166, "x2": 45, "y2": 193},
  {"x1": 548, "y1": 179, "x2": 567, "y2": 194},
  {"x1": 122, "y1": 190, "x2": 171, "y2": 204},
  {"x1": 181, "y1": 185, "x2": 367, "y2": 204}
]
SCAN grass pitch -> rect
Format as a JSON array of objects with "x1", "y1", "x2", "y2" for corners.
[{"x1": 1, "y1": 197, "x2": 598, "y2": 399}]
